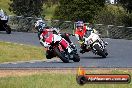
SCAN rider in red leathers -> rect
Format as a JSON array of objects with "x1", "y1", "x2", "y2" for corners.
[
  {"x1": 75, "y1": 21, "x2": 87, "y2": 42},
  {"x1": 35, "y1": 19, "x2": 74, "y2": 47},
  {"x1": 75, "y1": 21, "x2": 108, "y2": 54},
  {"x1": 35, "y1": 19, "x2": 76, "y2": 59},
  {"x1": 74, "y1": 21, "x2": 91, "y2": 53}
]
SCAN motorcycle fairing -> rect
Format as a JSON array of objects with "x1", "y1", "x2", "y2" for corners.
[
  {"x1": 45, "y1": 33, "x2": 54, "y2": 44},
  {"x1": 59, "y1": 38, "x2": 69, "y2": 49}
]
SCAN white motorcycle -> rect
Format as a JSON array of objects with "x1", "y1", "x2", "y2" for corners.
[{"x1": 82, "y1": 31, "x2": 108, "y2": 58}]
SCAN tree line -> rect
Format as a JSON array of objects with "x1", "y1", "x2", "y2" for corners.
[{"x1": 9, "y1": 0, "x2": 132, "y2": 26}]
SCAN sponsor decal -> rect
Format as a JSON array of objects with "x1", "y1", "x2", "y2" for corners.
[{"x1": 76, "y1": 67, "x2": 131, "y2": 85}]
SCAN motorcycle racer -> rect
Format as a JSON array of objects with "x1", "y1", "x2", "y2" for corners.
[
  {"x1": 80, "y1": 26, "x2": 98, "y2": 53},
  {"x1": 35, "y1": 19, "x2": 75, "y2": 48},
  {"x1": 75, "y1": 21, "x2": 87, "y2": 42},
  {"x1": 74, "y1": 21, "x2": 107, "y2": 54},
  {"x1": 34, "y1": 19, "x2": 76, "y2": 57},
  {"x1": 75, "y1": 21, "x2": 98, "y2": 41},
  {"x1": 74, "y1": 21, "x2": 93, "y2": 53}
]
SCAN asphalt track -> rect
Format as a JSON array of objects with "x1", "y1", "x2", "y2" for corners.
[{"x1": 0, "y1": 31, "x2": 132, "y2": 68}]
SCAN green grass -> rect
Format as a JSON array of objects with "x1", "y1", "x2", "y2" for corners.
[
  {"x1": 0, "y1": 0, "x2": 13, "y2": 15},
  {"x1": 0, "y1": 41, "x2": 45, "y2": 63},
  {"x1": 0, "y1": 70, "x2": 132, "y2": 88}
]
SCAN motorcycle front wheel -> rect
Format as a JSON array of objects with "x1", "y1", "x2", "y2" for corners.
[
  {"x1": 5, "y1": 25, "x2": 11, "y2": 34},
  {"x1": 46, "y1": 50, "x2": 53, "y2": 59},
  {"x1": 93, "y1": 44, "x2": 106, "y2": 58},
  {"x1": 54, "y1": 47, "x2": 69, "y2": 63},
  {"x1": 73, "y1": 54, "x2": 80, "y2": 62}
]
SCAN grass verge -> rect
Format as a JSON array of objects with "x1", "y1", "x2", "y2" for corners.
[
  {"x1": 0, "y1": 41, "x2": 45, "y2": 63},
  {"x1": 0, "y1": 70, "x2": 131, "y2": 88},
  {"x1": 0, "y1": 0, "x2": 13, "y2": 15}
]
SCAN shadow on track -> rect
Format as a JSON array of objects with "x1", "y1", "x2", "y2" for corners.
[
  {"x1": 80, "y1": 56, "x2": 107, "y2": 59},
  {"x1": 0, "y1": 31, "x2": 7, "y2": 34},
  {"x1": 45, "y1": 59, "x2": 79, "y2": 63},
  {"x1": 48, "y1": 61, "x2": 76, "y2": 63}
]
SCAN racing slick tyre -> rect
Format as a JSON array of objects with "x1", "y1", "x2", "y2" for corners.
[
  {"x1": 94, "y1": 44, "x2": 106, "y2": 58},
  {"x1": 54, "y1": 47, "x2": 69, "y2": 63},
  {"x1": 104, "y1": 49, "x2": 108, "y2": 56},
  {"x1": 5, "y1": 25, "x2": 11, "y2": 34},
  {"x1": 105, "y1": 52, "x2": 108, "y2": 56},
  {"x1": 73, "y1": 54, "x2": 80, "y2": 62},
  {"x1": 46, "y1": 55, "x2": 52, "y2": 59}
]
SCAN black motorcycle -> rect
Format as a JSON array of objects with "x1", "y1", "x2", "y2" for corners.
[{"x1": 0, "y1": 17, "x2": 11, "y2": 34}]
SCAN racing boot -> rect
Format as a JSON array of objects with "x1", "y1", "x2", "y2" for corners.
[
  {"x1": 105, "y1": 42, "x2": 108, "y2": 45},
  {"x1": 101, "y1": 39, "x2": 108, "y2": 46},
  {"x1": 80, "y1": 47, "x2": 91, "y2": 54},
  {"x1": 104, "y1": 49, "x2": 108, "y2": 56},
  {"x1": 80, "y1": 43, "x2": 91, "y2": 54},
  {"x1": 80, "y1": 49, "x2": 85, "y2": 54},
  {"x1": 70, "y1": 42, "x2": 76, "y2": 50},
  {"x1": 67, "y1": 47, "x2": 74, "y2": 59},
  {"x1": 79, "y1": 43, "x2": 87, "y2": 54}
]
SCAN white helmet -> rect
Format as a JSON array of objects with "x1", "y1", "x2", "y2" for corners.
[
  {"x1": 0, "y1": 9, "x2": 4, "y2": 18},
  {"x1": 34, "y1": 19, "x2": 46, "y2": 32},
  {"x1": 35, "y1": 19, "x2": 45, "y2": 27}
]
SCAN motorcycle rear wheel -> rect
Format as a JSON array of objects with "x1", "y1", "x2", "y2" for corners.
[{"x1": 54, "y1": 47, "x2": 69, "y2": 63}]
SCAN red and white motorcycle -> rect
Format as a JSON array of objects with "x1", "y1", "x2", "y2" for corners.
[
  {"x1": 83, "y1": 31, "x2": 108, "y2": 58},
  {"x1": 43, "y1": 30, "x2": 80, "y2": 63}
]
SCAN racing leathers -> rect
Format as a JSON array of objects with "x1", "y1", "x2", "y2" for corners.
[
  {"x1": 39, "y1": 28, "x2": 75, "y2": 56},
  {"x1": 75, "y1": 25, "x2": 99, "y2": 53},
  {"x1": 75, "y1": 25, "x2": 87, "y2": 42}
]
